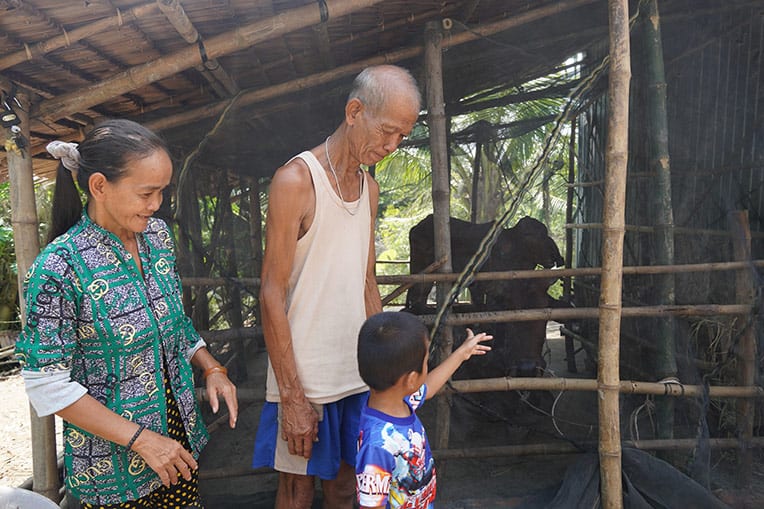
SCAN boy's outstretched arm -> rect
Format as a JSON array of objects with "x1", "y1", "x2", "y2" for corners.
[{"x1": 425, "y1": 328, "x2": 492, "y2": 398}]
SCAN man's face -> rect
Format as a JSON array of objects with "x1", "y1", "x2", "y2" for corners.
[{"x1": 351, "y1": 97, "x2": 419, "y2": 166}]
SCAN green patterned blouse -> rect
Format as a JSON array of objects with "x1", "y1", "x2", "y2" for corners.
[{"x1": 15, "y1": 210, "x2": 209, "y2": 505}]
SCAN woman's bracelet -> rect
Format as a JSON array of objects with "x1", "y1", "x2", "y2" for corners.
[
  {"x1": 203, "y1": 365, "x2": 227, "y2": 380},
  {"x1": 126, "y1": 424, "x2": 146, "y2": 451}
]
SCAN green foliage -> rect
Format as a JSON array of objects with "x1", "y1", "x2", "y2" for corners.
[
  {"x1": 373, "y1": 66, "x2": 577, "y2": 307},
  {"x1": 0, "y1": 180, "x2": 54, "y2": 330}
]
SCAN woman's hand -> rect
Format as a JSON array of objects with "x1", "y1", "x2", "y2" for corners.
[
  {"x1": 131, "y1": 428, "x2": 198, "y2": 487},
  {"x1": 205, "y1": 369, "x2": 238, "y2": 428}
]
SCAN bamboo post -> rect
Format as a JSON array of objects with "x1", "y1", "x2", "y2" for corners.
[
  {"x1": 564, "y1": 118, "x2": 577, "y2": 373},
  {"x1": 425, "y1": 20, "x2": 454, "y2": 451},
  {"x1": 5, "y1": 92, "x2": 59, "y2": 501},
  {"x1": 728, "y1": 210, "x2": 755, "y2": 487},
  {"x1": 599, "y1": 0, "x2": 631, "y2": 506},
  {"x1": 643, "y1": 0, "x2": 677, "y2": 446}
]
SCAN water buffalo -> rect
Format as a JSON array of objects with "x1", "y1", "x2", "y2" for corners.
[{"x1": 405, "y1": 214, "x2": 564, "y2": 314}]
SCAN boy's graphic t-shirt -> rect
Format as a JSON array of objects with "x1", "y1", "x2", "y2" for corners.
[{"x1": 356, "y1": 385, "x2": 436, "y2": 509}]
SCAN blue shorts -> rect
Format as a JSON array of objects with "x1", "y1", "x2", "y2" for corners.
[{"x1": 252, "y1": 392, "x2": 368, "y2": 480}]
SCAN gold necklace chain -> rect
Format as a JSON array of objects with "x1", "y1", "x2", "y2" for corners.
[{"x1": 324, "y1": 136, "x2": 362, "y2": 216}]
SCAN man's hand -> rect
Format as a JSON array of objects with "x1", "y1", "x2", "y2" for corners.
[{"x1": 281, "y1": 397, "x2": 319, "y2": 459}]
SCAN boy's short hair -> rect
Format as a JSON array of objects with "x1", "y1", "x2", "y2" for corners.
[{"x1": 358, "y1": 311, "x2": 428, "y2": 391}]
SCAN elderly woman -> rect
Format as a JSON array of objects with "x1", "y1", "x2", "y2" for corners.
[{"x1": 15, "y1": 119, "x2": 237, "y2": 508}]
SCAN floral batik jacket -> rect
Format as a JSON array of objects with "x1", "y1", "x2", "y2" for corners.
[{"x1": 16, "y1": 211, "x2": 209, "y2": 505}]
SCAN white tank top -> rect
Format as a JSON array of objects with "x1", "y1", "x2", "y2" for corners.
[{"x1": 265, "y1": 150, "x2": 371, "y2": 403}]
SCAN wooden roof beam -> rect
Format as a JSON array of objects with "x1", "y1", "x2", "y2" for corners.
[
  {"x1": 34, "y1": 0, "x2": 386, "y2": 122},
  {"x1": 156, "y1": 0, "x2": 240, "y2": 96},
  {"x1": 313, "y1": 20, "x2": 336, "y2": 69},
  {"x1": 0, "y1": 0, "x2": 173, "y2": 113},
  {"x1": 0, "y1": 2, "x2": 159, "y2": 71},
  {"x1": 144, "y1": 0, "x2": 599, "y2": 132}
]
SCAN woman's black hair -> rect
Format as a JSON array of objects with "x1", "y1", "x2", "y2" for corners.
[
  {"x1": 357, "y1": 311, "x2": 429, "y2": 391},
  {"x1": 48, "y1": 119, "x2": 168, "y2": 243}
]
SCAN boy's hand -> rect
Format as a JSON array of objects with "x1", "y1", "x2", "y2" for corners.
[{"x1": 456, "y1": 328, "x2": 493, "y2": 361}]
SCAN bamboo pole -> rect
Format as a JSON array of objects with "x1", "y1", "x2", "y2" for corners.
[
  {"x1": 600, "y1": 0, "x2": 631, "y2": 506},
  {"x1": 425, "y1": 19, "x2": 454, "y2": 452},
  {"x1": 449, "y1": 377, "x2": 764, "y2": 398},
  {"x1": 381, "y1": 257, "x2": 446, "y2": 306},
  {"x1": 33, "y1": 0, "x2": 386, "y2": 121},
  {"x1": 0, "y1": 2, "x2": 160, "y2": 71},
  {"x1": 729, "y1": 211, "x2": 756, "y2": 487},
  {"x1": 181, "y1": 276, "x2": 261, "y2": 287},
  {"x1": 156, "y1": 0, "x2": 240, "y2": 96},
  {"x1": 213, "y1": 376, "x2": 764, "y2": 405},
  {"x1": 5, "y1": 92, "x2": 59, "y2": 501},
  {"x1": 564, "y1": 118, "x2": 577, "y2": 372},
  {"x1": 198, "y1": 327, "x2": 262, "y2": 343},
  {"x1": 178, "y1": 259, "x2": 764, "y2": 294},
  {"x1": 434, "y1": 437, "x2": 764, "y2": 460},
  {"x1": 375, "y1": 259, "x2": 764, "y2": 285},
  {"x1": 197, "y1": 435, "x2": 764, "y2": 480},
  {"x1": 643, "y1": 0, "x2": 677, "y2": 445},
  {"x1": 566, "y1": 222, "x2": 764, "y2": 238},
  {"x1": 416, "y1": 304, "x2": 750, "y2": 327}
]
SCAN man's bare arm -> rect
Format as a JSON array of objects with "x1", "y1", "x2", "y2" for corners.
[
  {"x1": 364, "y1": 175, "x2": 383, "y2": 317},
  {"x1": 259, "y1": 160, "x2": 319, "y2": 459}
]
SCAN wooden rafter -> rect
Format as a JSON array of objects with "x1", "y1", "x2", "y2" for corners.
[
  {"x1": 143, "y1": 0, "x2": 598, "y2": 132},
  {"x1": 0, "y1": 0, "x2": 174, "y2": 112},
  {"x1": 156, "y1": 0, "x2": 240, "y2": 97},
  {"x1": 32, "y1": 0, "x2": 387, "y2": 122},
  {"x1": 0, "y1": 2, "x2": 159, "y2": 71}
]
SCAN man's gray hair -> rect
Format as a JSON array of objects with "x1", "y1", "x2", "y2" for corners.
[{"x1": 347, "y1": 65, "x2": 421, "y2": 113}]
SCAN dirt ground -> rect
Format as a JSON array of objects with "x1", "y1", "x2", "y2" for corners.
[
  {"x1": 2, "y1": 327, "x2": 763, "y2": 508},
  {"x1": 0, "y1": 372, "x2": 63, "y2": 489}
]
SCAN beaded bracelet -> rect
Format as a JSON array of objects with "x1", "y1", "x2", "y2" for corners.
[
  {"x1": 203, "y1": 365, "x2": 227, "y2": 380},
  {"x1": 126, "y1": 424, "x2": 146, "y2": 451}
]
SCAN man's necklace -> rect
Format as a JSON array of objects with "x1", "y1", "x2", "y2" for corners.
[{"x1": 325, "y1": 136, "x2": 362, "y2": 216}]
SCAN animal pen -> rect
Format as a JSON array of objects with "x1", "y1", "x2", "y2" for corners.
[{"x1": 1, "y1": 0, "x2": 763, "y2": 507}]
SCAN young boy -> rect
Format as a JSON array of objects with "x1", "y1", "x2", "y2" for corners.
[{"x1": 355, "y1": 311, "x2": 492, "y2": 509}]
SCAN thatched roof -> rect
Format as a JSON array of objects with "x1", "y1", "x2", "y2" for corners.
[{"x1": 0, "y1": 0, "x2": 745, "y2": 183}]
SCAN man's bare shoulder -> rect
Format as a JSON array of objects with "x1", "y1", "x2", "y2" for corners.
[{"x1": 271, "y1": 156, "x2": 313, "y2": 192}]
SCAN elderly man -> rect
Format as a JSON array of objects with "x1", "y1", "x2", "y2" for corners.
[{"x1": 252, "y1": 65, "x2": 421, "y2": 508}]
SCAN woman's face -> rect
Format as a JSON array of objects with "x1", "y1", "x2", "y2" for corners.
[{"x1": 90, "y1": 149, "x2": 172, "y2": 240}]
